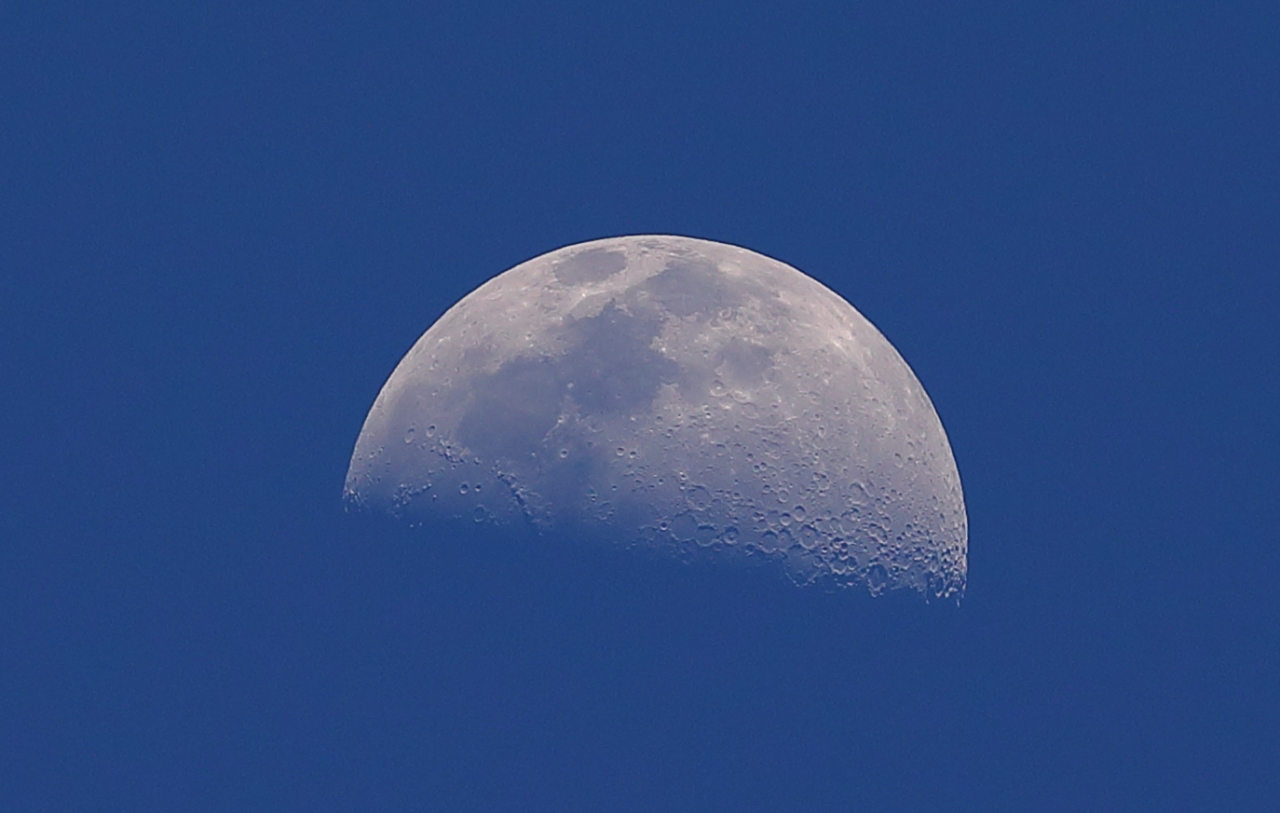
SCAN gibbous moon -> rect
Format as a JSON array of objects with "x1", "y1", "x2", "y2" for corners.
[{"x1": 345, "y1": 236, "x2": 966, "y2": 597}]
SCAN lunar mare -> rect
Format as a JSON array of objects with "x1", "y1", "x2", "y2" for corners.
[{"x1": 345, "y1": 236, "x2": 967, "y2": 597}]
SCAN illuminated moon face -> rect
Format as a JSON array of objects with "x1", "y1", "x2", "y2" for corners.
[{"x1": 345, "y1": 235, "x2": 967, "y2": 597}]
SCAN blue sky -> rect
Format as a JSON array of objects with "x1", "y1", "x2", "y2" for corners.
[{"x1": 3, "y1": 2, "x2": 1278, "y2": 810}]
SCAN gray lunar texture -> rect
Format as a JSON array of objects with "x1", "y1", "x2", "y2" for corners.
[{"x1": 345, "y1": 235, "x2": 967, "y2": 597}]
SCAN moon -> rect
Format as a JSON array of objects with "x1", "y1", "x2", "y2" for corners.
[{"x1": 345, "y1": 236, "x2": 966, "y2": 597}]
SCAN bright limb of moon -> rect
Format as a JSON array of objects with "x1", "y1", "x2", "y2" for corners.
[{"x1": 345, "y1": 236, "x2": 966, "y2": 597}]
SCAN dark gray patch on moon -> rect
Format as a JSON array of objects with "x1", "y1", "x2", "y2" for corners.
[
  {"x1": 457, "y1": 356, "x2": 563, "y2": 464},
  {"x1": 552, "y1": 248, "x2": 627, "y2": 286},
  {"x1": 560, "y1": 302, "x2": 677, "y2": 416},
  {"x1": 456, "y1": 301, "x2": 677, "y2": 470},
  {"x1": 716, "y1": 337, "x2": 774, "y2": 384},
  {"x1": 672, "y1": 335, "x2": 776, "y2": 402},
  {"x1": 638, "y1": 259, "x2": 745, "y2": 318}
]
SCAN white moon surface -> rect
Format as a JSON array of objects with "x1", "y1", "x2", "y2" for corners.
[{"x1": 345, "y1": 236, "x2": 966, "y2": 597}]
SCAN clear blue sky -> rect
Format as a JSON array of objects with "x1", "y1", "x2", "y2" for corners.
[{"x1": 3, "y1": 2, "x2": 1277, "y2": 810}]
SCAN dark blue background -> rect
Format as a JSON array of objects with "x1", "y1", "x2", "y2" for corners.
[{"x1": 4, "y1": 2, "x2": 1278, "y2": 810}]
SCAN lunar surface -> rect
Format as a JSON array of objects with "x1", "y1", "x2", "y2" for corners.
[{"x1": 345, "y1": 236, "x2": 966, "y2": 597}]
